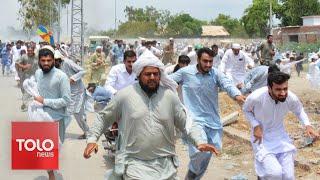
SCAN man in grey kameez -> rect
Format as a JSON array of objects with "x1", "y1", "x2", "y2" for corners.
[
  {"x1": 83, "y1": 50, "x2": 218, "y2": 180},
  {"x1": 15, "y1": 45, "x2": 38, "y2": 111},
  {"x1": 237, "y1": 65, "x2": 280, "y2": 95},
  {"x1": 33, "y1": 46, "x2": 71, "y2": 180},
  {"x1": 54, "y1": 50, "x2": 89, "y2": 139}
]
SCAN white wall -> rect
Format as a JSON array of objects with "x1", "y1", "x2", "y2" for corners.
[{"x1": 303, "y1": 17, "x2": 320, "y2": 26}]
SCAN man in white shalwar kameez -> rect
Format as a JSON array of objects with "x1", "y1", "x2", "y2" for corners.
[
  {"x1": 279, "y1": 55, "x2": 305, "y2": 75},
  {"x1": 84, "y1": 50, "x2": 219, "y2": 180},
  {"x1": 11, "y1": 41, "x2": 24, "y2": 81},
  {"x1": 243, "y1": 71, "x2": 319, "y2": 180},
  {"x1": 54, "y1": 50, "x2": 89, "y2": 139},
  {"x1": 220, "y1": 43, "x2": 254, "y2": 85},
  {"x1": 307, "y1": 55, "x2": 320, "y2": 89},
  {"x1": 211, "y1": 44, "x2": 223, "y2": 69}
]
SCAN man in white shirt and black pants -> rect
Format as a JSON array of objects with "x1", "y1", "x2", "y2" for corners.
[{"x1": 243, "y1": 71, "x2": 319, "y2": 180}]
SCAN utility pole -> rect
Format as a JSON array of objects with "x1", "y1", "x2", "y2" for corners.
[
  {"x1": 67, "y1": 4, "x2": 69, "y2": 37},
  {"x1": 71, "y1": 0, "x2": 84, "y2": 64},
  {"x1": 269, "y1": 0, "x2": 273, "y2": 34},
  {"x1": 57, "y1": 0, "x2": 62, "y2": 43},
  {"x1": 114, "y1": 0, "x2": 117, "y2": 37}
]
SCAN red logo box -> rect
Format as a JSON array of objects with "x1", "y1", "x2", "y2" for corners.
[{"x1": 12, "y1": 122, "x2": 59, "y2": 170}]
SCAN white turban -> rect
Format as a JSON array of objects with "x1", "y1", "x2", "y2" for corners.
[
  {"x1": 96, "y1": 46, "x2": 102, "y2": 50},
  {"x1": 133, "y1": 50, "x2": 178, "y2": 92},
  {"x1": 312, "y1": 54, "x2": 319, "y2": 60},
  {"x1": 232, "y1": 43, "x2": 241, "y2": 49},
  {"x1": 54, "y1": 50, "x2": 64, "y2": 59},
  {"x1": 41, "y1": 45, "x2": 55, "y2": 54},
  {"x1": 139, "y1": 37, "x2": 146, "y2": 41}
]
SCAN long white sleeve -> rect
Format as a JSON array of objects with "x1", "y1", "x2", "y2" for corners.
[
  {"x1": 104, "y1": 67, "x2": 118, "y2": 94},
  {"x1": 244, "y1": 52, "x2": 254, "y2": 67},
  {"x1": 288, "y1": 92, "x2": 311, "y2": 126},
  {"x1": 220, "y1": 52, "x2": 229, "y2": 73},
  {"x1": 243, "y1": 96, "x2": 261, "y2": 128}
]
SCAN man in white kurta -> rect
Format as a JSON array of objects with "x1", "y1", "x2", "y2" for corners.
[
  {"x1": 211, "y1": 44, "x2": 222, "y2": 69},
  {"x1": 280, "y1": 55, "x2": 305, "y2": 76},
  {"x1": 243, "y1": 71, "x2": 318, "y2": 179},
  {"x1": 307, "y1": 55, "x2": 320, "y2": 89},
  {"x1": 104, "y1": 50, "x2": 137, "y2": 95},
  {"x1": 11, "y1": 41, "x2": 25, "y2": 81},
  {"x1": 220, "y1": 43, "x2": 254, "y2": 85}
]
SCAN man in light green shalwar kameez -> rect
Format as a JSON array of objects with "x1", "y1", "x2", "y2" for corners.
[
  {"x1": 84, "y1": 50, "x2": 218, "y2": 180},
  {"x1": 34, "y1": 46, "x2": 71, "y2": 180},
  {"x1": 89, "y1": 46, "x2": 106, "y2": 85}
]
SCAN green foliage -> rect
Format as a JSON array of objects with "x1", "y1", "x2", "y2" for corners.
[
  {"x1": 120, "y1": 6, "x2": 203, "y2": 37},
  {"x1": 242, "y1": 0, "x2": 279, "y2": 38},
  {"x1": 242, "y1": 0, "x2": 320, "y2": 37},
  {"x1": 18, "y1": 0, "x2": 70, "y2": 32},
  {"x1": 124, "y1": 6, "x2": 160, "y2": 22},
  {"x1": 123, "y1": 6, "x2": 173, "y2": 36},
  {"x1": 99, "y1": 29, "x2": 117, "y2": 37},
  {"x1": 277, "y1": 0, "x2": 320, "y2": 26},
  {"x1": 117, "y1": 21, "x2": 157, "y2": 37},
  {"x1": 279, "y1": 42, "x2": 320, "y2": 54},
  {"x1": 165, "y1": 14, "x2": 203, "y2": 37},
  {"x1": 210, "y1": 14, "x2": 238, "y2": 33},
  {"x1": 210, "y1": 14, "x2": 248, "y2": 38}
]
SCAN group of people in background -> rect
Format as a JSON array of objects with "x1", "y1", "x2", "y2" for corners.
[{"x1": 1, "y1": 34, "x2": 319, "y2": 180}]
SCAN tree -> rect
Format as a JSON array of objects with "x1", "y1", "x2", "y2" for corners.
[
  {"x1": 210, "y1": 14, "x2": 248, "y2": 37},
  {"x1": 18, "y1": 0, "x2": 70, "y2": 32},
  {"x1": 99, "y1": 29, "x2": 117, "y2": 37},
  {"x1": 166, "y1": 14, "x2": 203, "y2": 37},
  {"x1": 117, "y1": 21, "x2": 157, "y2": 37},
  {"x1": 123, "y1": 6, "x2": 173, "y2": 36},
  {"x1": 277, "y1": 0, "x2": 320, "y2": 26},
  {"x1": 211, "y1": 14, "x2": 238, "y2": 33},
  {"x1": 242, "y1": 0, "x2": 279, "y2": 38}
]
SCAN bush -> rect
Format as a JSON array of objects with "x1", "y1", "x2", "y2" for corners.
[{"x1": 278, "y1": 42, "x2": 320, "y2": 54}]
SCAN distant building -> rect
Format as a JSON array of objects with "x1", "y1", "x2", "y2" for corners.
[
  {"x1": 201, "y1": 26, "x2": 230, "y2": 37},
  {"x1": 272, "y1": 16, "x2": 320, "y2": 44}
]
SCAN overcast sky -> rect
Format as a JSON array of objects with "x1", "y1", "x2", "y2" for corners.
[{"x1": 0, "y1": 0, "x2": 252, "y2": 38}]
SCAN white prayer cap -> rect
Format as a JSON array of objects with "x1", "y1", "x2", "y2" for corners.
[
  {"x1": 96, "y1": 46, "x2": 102, "y2": 50},
  {"x1": 54, "y1": 50, "x2": 64, "y2": 59},
  {"x1": 281, "y1": 58, "x2": 290, "y2": 64},
  {"x1": 169, "y1": 37, "x2": 174, "y2": 41},
  {"x1": 231, "y1": 43, "x2": 241, "y2": 49},
  {"x1": 133, "y1": 50, "x2": 178, "y2": 91},
  {"x1": 187, "y1": 45, "x2": 193, "y2": 48},
  {"x1": 40, "y1": 45, "x2": 55, "y2": 54},
  {"x1": 311, "y1": 54, "x2": 319, "y2": 60},
  {"x1": 139, "y1": 37, "x2": 146, "y2": 41}
]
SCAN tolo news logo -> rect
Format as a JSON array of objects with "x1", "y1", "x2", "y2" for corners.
[{"x1": 12, "y1": 122, "x2": 59, "y2": 170}]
